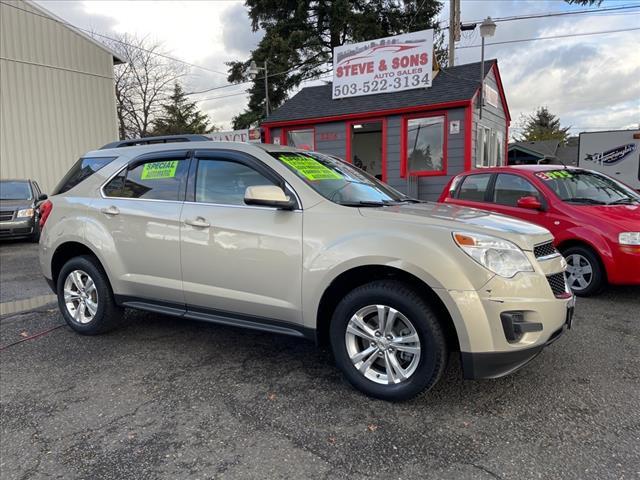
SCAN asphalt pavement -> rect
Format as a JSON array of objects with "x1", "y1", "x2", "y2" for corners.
[{"x1": 0, "y1": 242, "x2": 639, "y2": 479}]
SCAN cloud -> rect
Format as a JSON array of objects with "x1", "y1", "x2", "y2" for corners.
[{"x1": 221, "y1": 3, "x2": 263, "y2": 56}]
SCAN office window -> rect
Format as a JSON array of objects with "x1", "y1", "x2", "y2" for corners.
[{"x1": 405, "y1": 115, "x2": 445, "y2": 175}]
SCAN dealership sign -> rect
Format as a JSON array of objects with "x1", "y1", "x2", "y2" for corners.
[
  {"x1": 332, "y1": 29, "x2": 434, "y2": 99},
  {"x1": 207, "y1": 128, "x2": 261, "y2": 143}
]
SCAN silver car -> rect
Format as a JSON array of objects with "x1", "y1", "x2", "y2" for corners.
[{"x1": 40, "y1": 139, "x2": 574, "y2": 400}]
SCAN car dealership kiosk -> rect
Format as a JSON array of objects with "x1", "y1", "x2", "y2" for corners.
[{"x1": 262, "y1": 58, "x2": 511, "y2": 201}]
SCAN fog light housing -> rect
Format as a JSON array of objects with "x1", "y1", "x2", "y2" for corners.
[{"x1": 500, "y1": 311, "x2": 543, "y2": 343}]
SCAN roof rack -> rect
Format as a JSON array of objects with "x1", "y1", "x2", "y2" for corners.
[{"x1": 100, "y1": 134, "x2": 212, "y2": 150}]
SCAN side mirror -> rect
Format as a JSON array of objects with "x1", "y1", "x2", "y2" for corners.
[
  {"x1": 244, "y1": 185, "x2": 295, "y2": 210},
  {"x1": 37, "y1": 193, "x2": 48, "y2": 202},
  {"x1": 517, "y1": 195, "x2": 543, "y2": 210}
]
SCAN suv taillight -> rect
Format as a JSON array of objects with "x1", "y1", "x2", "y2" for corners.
[{"x1": 39, "y1": 200, "x2": 53, "y2": 228}]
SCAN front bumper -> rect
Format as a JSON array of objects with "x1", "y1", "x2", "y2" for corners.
[
  {"x1": 461, "y1": 322, "x2": 567, "y2": 379},
  {"x1": 0, "y1": 218, "x2": 34, "y2": 239},
  {"x1": 607, "y1": 244, "x2": 640, "y2": 285}
]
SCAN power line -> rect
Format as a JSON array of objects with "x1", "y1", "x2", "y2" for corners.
[
  {"x1": 456, "y1": 27, "x2": 640, "y2": 50},
  {"x1": 464, "y1": 4, "x2": 640, "y2": 25}
]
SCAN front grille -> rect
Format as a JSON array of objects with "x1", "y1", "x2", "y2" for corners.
[
  {"x1": 0, "y1": 210, "x2": 15, "y2": 222},
  {"x1": 547, "y1": 272, "x2": 568, "y2": 297},
  {"x1": 534, "y1": 241, "x2": 558, "y2": 259}
]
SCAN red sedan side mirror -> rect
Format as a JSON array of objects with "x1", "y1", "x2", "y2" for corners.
[{"x1": 517, "y1": 196, "x2": 543, "y2": 210}]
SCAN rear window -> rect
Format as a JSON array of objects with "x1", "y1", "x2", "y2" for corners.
[{"x1": 53, "y1": 157, "x2": 116, "y2": 195}]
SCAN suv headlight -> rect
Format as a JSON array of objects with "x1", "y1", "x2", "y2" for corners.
[
  {"x1": 453, "y1": 231, "x2": 534, "y2": 278},
  {"x1": 16, "y1": 208, "x2": 34, "y2": 218},
  {"x1": 619, "y1": 232, "x2": 640, "y2": 245}
]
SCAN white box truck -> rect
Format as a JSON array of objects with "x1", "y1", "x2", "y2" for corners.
[{"x1": 578, "y1": 129, "x2": 640, "y2": 189}]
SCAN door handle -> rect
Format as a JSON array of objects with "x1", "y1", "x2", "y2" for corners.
[
  {"x1": 185, "y1": 217, "x2": 210, "y2": 228},
  {"x1": 100, "y1": 205, "x2": 120, "y2": 216}
]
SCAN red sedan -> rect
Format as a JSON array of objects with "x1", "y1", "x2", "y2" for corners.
[{"x1": 439, "y1": 166, "x2": 640, "y2": 296}]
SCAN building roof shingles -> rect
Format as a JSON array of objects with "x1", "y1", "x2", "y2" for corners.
[{"x1": 265, "y1": 60, "x2": 497, "y2": 124}]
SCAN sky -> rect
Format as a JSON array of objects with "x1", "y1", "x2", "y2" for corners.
[{"x1": 37, "y1": 0, "x2": 640, "y2": 137}]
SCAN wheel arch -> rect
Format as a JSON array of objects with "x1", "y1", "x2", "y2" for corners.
[
  {"x1": 51, "y1": 241, "x2": 110, "y2": 288},
  {"x1": 315, "y1": 265, "x2": 461, "y2": 353}
]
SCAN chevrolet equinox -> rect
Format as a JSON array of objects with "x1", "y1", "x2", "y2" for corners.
[{"x1": 39, "y1": 139, "x2": 575, "y2": 400}]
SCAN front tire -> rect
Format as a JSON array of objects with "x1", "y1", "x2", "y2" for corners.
[
  {"x1": 57, "y1": 255, "x2": 123, "y2": 335},
  {"x1": 563, "y1": 245, "x2": 605, "y2": 297},
  {"x1": 330, "y1": 280, "x2": 448, "y2": 401}
]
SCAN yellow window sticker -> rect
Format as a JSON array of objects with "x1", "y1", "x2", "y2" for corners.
[
  {"x1": 141, "y1": 161, "x2": 179, "y2": 180},
  {"x1": 279, "y1": 155, "x2": 343, "y2": 181}
]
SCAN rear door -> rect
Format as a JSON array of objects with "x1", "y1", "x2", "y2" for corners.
[
  {"x1": 91, "y1": 150, "x2": 190, "y2": 304},
  {"x1": 179, "y1": 150, "x2": 303, "y2": 324},
  {"x1": 444, "y1": 173, "x2": 494, "y2": 209}
]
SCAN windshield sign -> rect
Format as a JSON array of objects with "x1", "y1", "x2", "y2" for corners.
[
  {"x1": 0, "y1": 181, "x2": 32, "y2": 200},
  {"x1": 537, "y1": 169, "x2": 640, "y2": 205},
  {"x1": 271, "y1": 151, "x2": 414, "y2": 206}
]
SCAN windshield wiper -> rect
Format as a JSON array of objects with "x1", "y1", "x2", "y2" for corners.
[
  {"x1": 338, "y1": 201, "x2": 386, "y2": 207},
  {"x1": 564, "y1": 197, "x2": 607, "y2": 205},
  {"x1": 608, "y1": 198, "x2": 639, "y2": 205}
]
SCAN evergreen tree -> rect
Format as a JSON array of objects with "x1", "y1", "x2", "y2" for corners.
[
  {"x1": 227, "y1": 0, "x2": 444, "y2": 129},
  {"x1": 152, "y1": 83, "x2": 211, "y2": 135},
  {"x1": 516, "y1": 107, "x2": 571, "y2": 144}
]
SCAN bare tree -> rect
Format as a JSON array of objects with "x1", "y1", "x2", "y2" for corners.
[{"x1": 103, "y1": 34, "x2": 186, "y2": 139}]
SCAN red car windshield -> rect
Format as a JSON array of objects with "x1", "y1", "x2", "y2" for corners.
[{"x1": 535, "y1": 170, "x2": 640, "y2": 205}]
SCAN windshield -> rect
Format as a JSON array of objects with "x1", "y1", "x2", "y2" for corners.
[
  {"x1": 536, "y1": 169, "x2": 640, "y2": 205},
  {"x1": 270, "y1": 151, "x2": 412, "y2": 206},
  {"x1": 0, "y1": 181, "x2": 32, "y2": 200}
]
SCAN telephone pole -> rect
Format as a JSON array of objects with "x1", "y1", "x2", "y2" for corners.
[{"x1": 448, "y1": 0, "x2": 460, "y2": 66}]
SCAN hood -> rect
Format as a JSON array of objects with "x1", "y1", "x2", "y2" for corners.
[
  {"x1": 359, "y1": 202, "x2": 552, "y2": 250},
  {"x1": 0, "y1": 199, "x2": 34, "y2": 211},
  {"x1": 575, "y1": 204, "x2": 640, "y2": 231}
]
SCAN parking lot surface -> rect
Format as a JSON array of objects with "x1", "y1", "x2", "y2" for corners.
[{"x1": 1, "y1": 242, "x2": 639, "y2": 479}]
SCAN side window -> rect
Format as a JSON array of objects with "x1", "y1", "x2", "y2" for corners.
[
  {"x1": 457, "y1": 174, "x2": 492, "y2": 202},
  {"x1": 493, "y1": 174, "x2": 540, "y2": 206},
  {"x1": 195, "y1": 159, "x2": 276, "y2": 206},
  {"x1": 105, "y1": 159, "x2": 189, "y2": 201}
]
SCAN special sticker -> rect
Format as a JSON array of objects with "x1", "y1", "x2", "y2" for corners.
[
  {"x1": 278, "y1": 155, "x2": 343, "y2": 181},
  {"x1": 141, "y1": 161, "x2": 179, "y2": 180}
]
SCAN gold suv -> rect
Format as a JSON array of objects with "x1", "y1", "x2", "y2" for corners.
[{"x1": 39, "y1": 139, "x2": 575, "y2": 400}]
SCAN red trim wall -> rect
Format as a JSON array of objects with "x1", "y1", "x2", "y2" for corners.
[
  {"x1": 345, "y1": 118, "x2": 388, "y2": 182},
  {"x1": 463, "y1": 101, "x2": 473, "y2": 171},
  {"x1": 262, "y1": 100, "x2": 470, "y2": 129},
  {"x1": 491, "y1": 62, "x2": 511, "y2": 123},
  {"x1": 400, "y1": 110, "x2": 448, "y2": 178}
]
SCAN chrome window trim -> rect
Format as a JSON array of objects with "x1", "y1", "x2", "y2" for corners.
[{"x1": 100, "y1": 160, "x2": 304, "y2": 210}]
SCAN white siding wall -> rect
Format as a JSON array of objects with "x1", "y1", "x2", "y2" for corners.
[{"x1": 0, "y1": 1, "x2": 118, "y2": 191}]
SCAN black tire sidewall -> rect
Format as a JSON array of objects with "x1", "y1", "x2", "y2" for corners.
[
  {"x1": 56, "y1": 256, "x2": 115, "y2": 334},
  {"x1": 563, "y1": 246, "x2": 604, "y2": 297},
  {"x1": 330, "y1": 281, "x2": 447, "y2": 401}
]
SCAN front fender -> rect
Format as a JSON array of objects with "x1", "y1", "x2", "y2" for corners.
[{"x1": 555, "y1": 226, "x2": 613, "y2": 271}]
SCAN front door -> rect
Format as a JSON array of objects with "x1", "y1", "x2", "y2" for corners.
[
  {"x1": 179, "y1": 151, "x2": 303, "y2": 324},
  {"x1": 92, "y1": 150, "x2": 191, "y2": 304}
]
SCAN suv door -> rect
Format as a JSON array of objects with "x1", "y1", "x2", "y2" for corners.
[
  {"x1": 180, "y1": 150, "x2": 303, "y2": 324},
  {"x1": 92, "y1": 150, "x2": 190, "y2": 304}
]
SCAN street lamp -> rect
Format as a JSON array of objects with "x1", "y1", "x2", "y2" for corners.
[
  {"x1": 249, "y1": 60, "x2": 269, "y2": 117},
  {"x1": 478, "y1": 16, "x2": 496, "y2": 119}
]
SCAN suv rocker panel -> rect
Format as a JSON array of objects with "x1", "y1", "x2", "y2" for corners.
[{"x1": 114, "y1": 295, "x2": 315, "y2": 341}]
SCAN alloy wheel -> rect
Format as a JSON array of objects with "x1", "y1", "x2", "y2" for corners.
[
  {"x1": 63, "y1": 269, "x2": 99, "y2": 324},
  {"x1": 345, "y1": 305, "x2": 421, "y2": 385},
  {"x1": 565, "y1": 253, "x2": 593, "y2": 292}
]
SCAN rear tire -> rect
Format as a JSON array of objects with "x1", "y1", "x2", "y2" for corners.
[
  {"x1": 56, "y1": 255, "x2": 123, "y2": 335},
  {"x1": 563, "y1": 245, "x2": 605, "y2": 297},
  {"x1": 330, "y1": 280, "x2": 448, "y2": 401}
]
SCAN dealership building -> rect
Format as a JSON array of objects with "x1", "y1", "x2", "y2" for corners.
[{"x1": 262, "y1": 59, "x2": 510, "y2": 201}]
